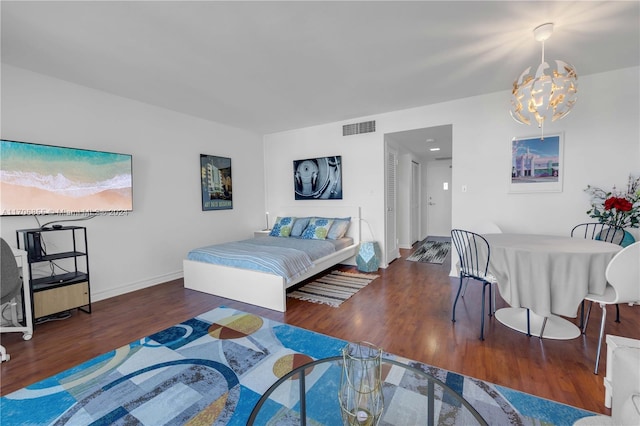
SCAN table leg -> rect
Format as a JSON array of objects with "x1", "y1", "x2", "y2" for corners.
[{"x1": 495, "y1": 308, "x2": 580, "y2": 340}]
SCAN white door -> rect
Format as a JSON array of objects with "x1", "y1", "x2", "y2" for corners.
[
  {"x1": 385, "y1": 147, "x2": 399, "y2": 264},
  {"x1": 426, "y1": 160, "x2": 452, "y2": 237},
  {"x1": 410, "y1": 161, "x2": 420, "y2": 244}
]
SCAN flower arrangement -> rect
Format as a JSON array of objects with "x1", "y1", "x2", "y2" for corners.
[{"x1": 585, "y1": 174, "x2": 640, "y2": 229}]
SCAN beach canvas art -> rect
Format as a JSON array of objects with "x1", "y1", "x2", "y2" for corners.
[{"x1": 0, "y1": 140, "x2": 133, "y2": 216}]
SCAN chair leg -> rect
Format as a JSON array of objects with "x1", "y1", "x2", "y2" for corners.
[
  {"x1": 615, "y1": 304, "x2": 620, "y2": 323},
  {"x1": 594, "y1": 304, "x2": 607, "y2": 375},
  {"x1": 526, "y1": 309, "x2": 531, "y2": 337},
  {"x1": 579, "y1": 300, "x2": 585, "y2": 329},
  {"x1": 479, "y1": 283, "x2": 487, "y2": 341},
  {"x1": 461, "y1": 278, "x2": 468, "y2": 297},
  {"x1": 582, "y1": 301, "x2": 593, "y2": 334},
  {"x1": 452, "y1": 276, "x2": 464, "y2": 323},
  {"x1": 485, "y1": 284, "x2": 496, "y2": 317},
  {"x1": 491, "y1": 283, "x2": 496, "y2": 315}
]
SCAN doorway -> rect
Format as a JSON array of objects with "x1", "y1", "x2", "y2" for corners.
[
  {"x1": 384, "y1": 124, "x2": 453, "y2": 254},
  {"x1": 426, "y1": 160, "x2": 453, "y2": 237},
  {"x1": 410, "y1": 160, "x2": 420, "y2": 244}
]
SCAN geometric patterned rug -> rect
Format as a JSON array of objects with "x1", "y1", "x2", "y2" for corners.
[
  {"x1": 406, "y1": 240, "x2": 451, "y2": 264},
  {"x1": 0, "y1": 307, "x2": 596, "y2": 425}
]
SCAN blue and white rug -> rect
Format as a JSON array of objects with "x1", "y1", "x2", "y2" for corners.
[{"x1": 1, "y1": 307, "x2": 596, "y2": 425}]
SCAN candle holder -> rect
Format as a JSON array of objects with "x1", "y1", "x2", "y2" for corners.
[{"x1": 339, "y1": 341, "x2": 384, "y2": 425}]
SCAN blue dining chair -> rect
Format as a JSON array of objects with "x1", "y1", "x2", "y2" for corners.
[{"x1": 450, "y1": 229, "x2": 497, "y2": 341}]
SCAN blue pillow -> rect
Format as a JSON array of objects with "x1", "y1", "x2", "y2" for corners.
[
  {"x1": 301, "y1": 217, "x2": 334, "y2": 240},
  {"x1": 327, "y1": 217, "x2": 351, "y2": 240},
  {"x1": 291, "y1": 217, "x2": 310, "y2": 237},
  {"x1": 269, "y1": 217, "x2": 294, "y2": 237}
]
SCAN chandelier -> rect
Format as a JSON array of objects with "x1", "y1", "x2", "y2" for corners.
[{"x1": 510, "y1": 23, "x2": 578, "y2": 138}]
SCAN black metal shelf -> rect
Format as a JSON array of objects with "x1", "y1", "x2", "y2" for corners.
[
  {"x1": 32, "y1": 272, "x2": 89, "y2": 291},
  {"x1": 31, "y1": 251, "x2": 87, "y2": 262},
  {"x1": 16, "y1": 226, "x2": 92, "y2": 321}
]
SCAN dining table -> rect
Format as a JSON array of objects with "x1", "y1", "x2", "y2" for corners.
[{"x1": 481, "y1": 233, "x2": 622, "y2": 340}]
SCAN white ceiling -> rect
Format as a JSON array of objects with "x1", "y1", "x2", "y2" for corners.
[{"x1": 2, "y1": 1, "x2": 639, "y2": 158}]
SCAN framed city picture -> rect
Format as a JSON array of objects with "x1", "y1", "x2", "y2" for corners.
[
  {"x1": 200, "y1": 154, "x2": 232, "y2": 210},
  {"x1": 509, "y1": 133, "x2": 564, "y2": 193},
  {"x1": 293, "y1": 155, "x2": 342, "y2": 200}
]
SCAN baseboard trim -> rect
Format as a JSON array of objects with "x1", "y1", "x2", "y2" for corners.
[{"x1": 92, "y1": 271, "x2": 183, "y2": 302}]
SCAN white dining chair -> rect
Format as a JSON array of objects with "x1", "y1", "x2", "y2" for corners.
[
  {"x1": 572, "y1": 222, "x2": 626, "y2": 326},
  {"x1": 581, "y1": 241, "x2": 640, "y2": 374}
]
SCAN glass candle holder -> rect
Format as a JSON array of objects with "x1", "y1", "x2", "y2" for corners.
[{"x1": 339, "y1": 341, "x2": 384, "y2": 426}]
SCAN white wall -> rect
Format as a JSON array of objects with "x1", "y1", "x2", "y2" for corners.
[
  {"x1": 263, "y1": 67, "x2": 640, "y2": 267},
  {"x1": 3, "y1": 65, "x2": 636, "y2": 297},
  {"x1": 1, "y1": 65, "x2": 266, "y2": 301},
  {"x1": 263, "y1": 125, "x2": 386, "y2": 252}
]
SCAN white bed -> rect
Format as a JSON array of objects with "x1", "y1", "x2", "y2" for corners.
[{"x1": 183, "y1": 206, "x2": 361, "y2": 312}]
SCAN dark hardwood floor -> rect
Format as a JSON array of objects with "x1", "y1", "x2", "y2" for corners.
[{"x1": 2, "y1": 244, "x2": 638, "y2": 417}]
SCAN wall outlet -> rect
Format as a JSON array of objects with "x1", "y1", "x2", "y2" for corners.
[{"x1": 461, "y1": 185, "x2": 467, "y2": 193}]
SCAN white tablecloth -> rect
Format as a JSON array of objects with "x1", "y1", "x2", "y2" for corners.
[{"x1": 482, "y1": 233, "x2": 622, "y2": 318}]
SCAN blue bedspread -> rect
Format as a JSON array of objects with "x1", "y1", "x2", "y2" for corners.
[{"x1": 187, "y1": 237, "x2": 338, "y2": 283}]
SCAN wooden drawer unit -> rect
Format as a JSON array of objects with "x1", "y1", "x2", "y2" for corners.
[{"x1": 33, "y1": 282, "x2": 90, "y2": 318}]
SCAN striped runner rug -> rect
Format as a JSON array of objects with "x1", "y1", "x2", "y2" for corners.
[{"x1": 288, "y1": 270, "x2": 379, "y2": 307}]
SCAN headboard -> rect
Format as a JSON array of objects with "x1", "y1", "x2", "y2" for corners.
[{"x1": 274, "y1": 205, "x2": 361, "y2": 245}]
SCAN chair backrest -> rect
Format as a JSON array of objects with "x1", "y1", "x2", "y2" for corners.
[
  {"x1": 450, "y1": 229, "x2": 491, "y2": 279},
  {"x1": 571, "y1": 223, "x2": 625, "y2": 245},
  {"x1": 606, "y1": 241, "x2": 640, "y2": 304},
  {"x1": 1, "y1": 238, "x2": 23, "y2": 304}
]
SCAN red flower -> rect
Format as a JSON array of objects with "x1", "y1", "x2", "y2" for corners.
[{"x1": 604, "y1": 197, "x2": 633, "y2": 212}]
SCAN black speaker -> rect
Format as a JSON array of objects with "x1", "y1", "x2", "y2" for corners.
[{"x1": 25, "y1": 232, "x2": 43, "y2": 261}]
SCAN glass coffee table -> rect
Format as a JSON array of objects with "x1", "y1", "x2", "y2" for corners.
[{"x1": 248, "y1": 356, "x2": 487, "y2": 425}]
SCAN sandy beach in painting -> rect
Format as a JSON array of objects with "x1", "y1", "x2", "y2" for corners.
[{"x1": 1, "y1": 182, "x2": 132, "y2": 215}]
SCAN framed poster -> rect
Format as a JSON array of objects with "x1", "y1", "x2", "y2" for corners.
[
  {"x1": 293, "y1": 155, "x2": 342, "y2": 200},
  {"x1": 509, "y1": 133, "x2": 563, "y2": 193},
  {"x1": 200, "y1": 154, "x2": 232, "y2": 210}
]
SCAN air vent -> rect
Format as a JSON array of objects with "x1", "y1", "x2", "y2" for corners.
[{"x1": 343, "y1": 120, "x2": 376, "y2": 136}]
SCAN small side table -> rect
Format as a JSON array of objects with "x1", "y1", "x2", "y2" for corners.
[
  {"x1": 254, "y1": 230, "x2": 271, "y2": 238},
  {"x1": 356, "y1": 241, "x2": 381, "y2": 272}
]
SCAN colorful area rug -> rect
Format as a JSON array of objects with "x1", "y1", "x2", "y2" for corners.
[
  {"x1": 407, "y1": 240, "x2": 450, "y2": 264},
  {"x1": 287, "y1": 270, "x2": 378, "y2": 307},
  {"x1": 1, "y1": 307, "x2": 596, "y2": 425}
]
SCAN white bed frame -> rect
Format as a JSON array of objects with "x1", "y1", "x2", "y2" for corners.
[{"x1": 183, "y1": 206, "x2": 361, "y2": 312}]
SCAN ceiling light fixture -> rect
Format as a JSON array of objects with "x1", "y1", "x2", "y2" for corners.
[
  {"x1": 510, "y1": 23, "x2": 578, "y2": 139},
  {"x1": 430, "y1": 148, "x2": 440, "y2": 152}
]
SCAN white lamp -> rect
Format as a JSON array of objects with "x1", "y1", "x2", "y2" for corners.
[{"x1": 510, "y1": 23, "x2": 578, "y2": 139}]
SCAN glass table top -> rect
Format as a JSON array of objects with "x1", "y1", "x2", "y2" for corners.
[{"x1": 248, "y1": 356, "x2": 487, "y2": 425}]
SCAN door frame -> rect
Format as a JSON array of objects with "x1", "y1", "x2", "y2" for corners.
[{"x1": 384, "y1": 145, "x2": 399, "y2": 265}]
